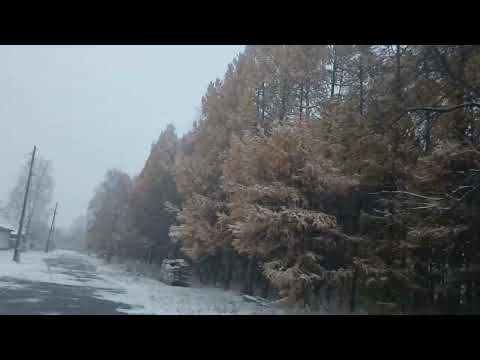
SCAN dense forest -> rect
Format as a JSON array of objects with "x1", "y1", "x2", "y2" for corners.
[{"x1": 86, "y1": 45, "x2": 480, "y2": 314}]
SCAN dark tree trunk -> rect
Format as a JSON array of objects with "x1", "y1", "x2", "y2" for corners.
[
  {"x1": 455, "y1": 282, "x2": 462, "y2": 313},
  {"x1": 280, "y1": 81, "x2": 287, "y2": 122},
  {"x1": 242, "y1": 257, "x2": 249, "y2": 283},
  {"x1": 331, "y1": 47, "x2": 337, "y2": 98},
  {"x1": 466, "y1": 279, "x2": 473, "y2": 313},
  {"x1": 148, "y1": 246, "x2": 154, "y2": 264},
  {"x1": 326, "y1": 285, "x2": 332, "y2": 309},
  {"x1": 299, "y1": 82, "x2": 304, "y2": 120},
  {"x1": 350, "y1": 243, "x2": 359, "y2": 313},
  {"x1": 305, "y1": 80, "x2": 310, "y2": 120},
  {"x1": 472, "y1": 280, "x2": 478, "y2": 313},
  {"x1": 255, "y1": 87, "x2": 261, "y2": 119},
  {"x1": 395, "y1": 45, "x2": 402, "y2": 102},
  {"x1": 338, "y1": 67, "x2": 344, "y2": 99},
  {"x1": 262, "y1": 275, "x2": 270, "y2": 299},
  {"x1": 168, "y1": 242, "x2": 180, "y2": 259},
  {"x1": 243, "y1": 255, "x2": 257, "y2": 295},
  {"x1": 261, "y1": 82, "x2": 266, "y2": 123},
  {"x1": 359, "y1": 62, "x2": 364, "y2": 116},
  {"x1": 224, "y1": 249, "x2": 233, "y2": 290},
  {"x1": 424, "y1": 113, "x2": 432, "y2": 153},
  {"x1": 212, "y1": 254, "x2": 221, "y2": 286},
  {"x1": 350, "y1": 268, "x2": 359, "y2": 313},
  {"x1": 198, "y1": 264, "x2": 206, "y2": 285},
  {"x1": 428, "y1": 239, "x2": 435, "y2": 308},
  {"x1": 144, "y1": 246, "x2": 150, "y2": 264}
]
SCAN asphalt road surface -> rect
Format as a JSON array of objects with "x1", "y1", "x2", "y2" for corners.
[{"x1": 0, "y1": 254, "x2": 133, "y2": 315}]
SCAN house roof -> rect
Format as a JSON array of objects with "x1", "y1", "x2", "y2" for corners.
[
  {"x1": 0, "y1": 215, "x2": 15, "y2": 232},
  {"x1": 0, "y1": 223, "x2": 14, "y2": 232}
]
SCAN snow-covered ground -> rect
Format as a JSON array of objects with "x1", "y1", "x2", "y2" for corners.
[
  {"x1": 0, "y1": 249, "x2": 311, "y2": 314},
  {"x1": 0, "y1": 250, "x2": 61, "y2": 285}
]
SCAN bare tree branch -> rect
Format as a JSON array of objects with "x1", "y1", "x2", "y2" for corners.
[
  {"x1": 391, "y1": 102, "x2": 480, "y2": 126},
  {"x1": 369, "y1": 191, "x2": 443, "y2": 201},
  {"x1": 405, "y1": 102, "x2": 480, "y2": 114}
]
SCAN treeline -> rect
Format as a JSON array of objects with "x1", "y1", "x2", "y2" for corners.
[{"x1": 87, "y1": 45, "x2": 480, "y2": 314}]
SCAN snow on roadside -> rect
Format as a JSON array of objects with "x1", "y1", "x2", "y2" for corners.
[
  {"x1": 73, "y1": 254, "x2": 295, "y2": 314},
  {"x1": 92, "y1": 259, "x2": 324, "y2": 315},
  {"x1": 0, "y1": 250, "x2": 275, "y2": 314},
  {"x1": 0, "y1": 250, "x2": 51, "y2": 285},
  {"x1": 92, "y1": 260, "x2": 267, "y2": 315},
  {"x1": 0, "y1": 249, "x2": 98, "y2": 288}
]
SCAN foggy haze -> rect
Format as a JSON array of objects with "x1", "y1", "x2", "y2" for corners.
[{"x1": 0, "y1": 45, "x2": 245, "y2": 228}]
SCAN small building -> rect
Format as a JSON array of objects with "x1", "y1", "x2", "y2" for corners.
[
  {"x1": 0, "y1": 221, "x2": 14, "y2": 250},
  {"x1": 9, "y1": 231, "x2": 26, "y2": 250},
  {"x1": 0, "y1": 213, "x2": 26, "y2": 250}
]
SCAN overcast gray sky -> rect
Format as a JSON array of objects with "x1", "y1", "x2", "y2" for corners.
[{"x1": 0, "y1": 45, "x2": 245, "y2": 227}]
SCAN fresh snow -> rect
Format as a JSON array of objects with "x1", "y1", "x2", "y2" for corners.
[{"x1": 0, "y1": 249, "x2": 304, "y2": 315}]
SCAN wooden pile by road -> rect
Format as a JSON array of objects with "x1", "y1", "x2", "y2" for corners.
[{"x1": 159, "y1": 259, "x2": 191, "y2": 287}]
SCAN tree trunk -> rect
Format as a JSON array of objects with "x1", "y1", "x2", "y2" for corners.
[
  {"x1": 261, "y1": 82, "x2": 266, "y2": 123},
  {"x1": 224, "y1": 249, "x2": 233, "y2": 291},
  {"x1": 453, "y1": 91, "x2": 467, "y2": 142},
  {"x1": 305, "y1": 81, "x2": 310, "y2": 120},
  {"x1": 428, "y1": 239, "x2": 434, "y2": 308},
  {"x1": 359, "y1": 62, "x2": 364, "y2": 116},
  {"x1": 466, "y1": 279, "x2": 473, "y2": 313},
  {"x1": 299, "y1": 82, "x2": 304, "y2": 120},
  {"x1": 395, "y1": 45, "x2": 402, "y2": 103},
  {"x1": 465, "y1": 238, "x2": 474, "y2": 313},
  {"x1": 243, "y1": 255, "x2": 257, "y2": 295},
  {"x1": 350, "y1": 268, "x2": 359, "y2": 313},
  {"x1": 338, "y1": 67, "x2": 344, "y2": 99},
  {"x1": 262, "y1": 277, "x2": 270, "y2": 299},
  {"x1": 280, "y1": 81, "x2": 287, "y2": 122},
  {"x1": 212, "y1": 254, "x2": 220, "y2": 286},
  {"x1": 144, "y1": 246, "x2": 150, "y2": 264},
  {"x1": 425, "y1": 113, "x2": 432, "y2": 152},
  {"x1": 198, "y1": 264, "x2": 206, "y2": 285},
  {"x1": 349, "y1": 242, "x2": 359, "y2": 313},
  {"x1": 255, "y1": 87, "x2": 261, "y2": 119},
  {"x1": 168, "y1": 242, "x2": 179, "y2": 259},
  {"x1": 330, "y1": 47, "x2": 337, "y2": 98},
  {"x1": 326, "y1": 285, "x2": 332, "y2": 309},
  {"x1": 148, "y1": 246, "x2": 153, "y2": 264}
]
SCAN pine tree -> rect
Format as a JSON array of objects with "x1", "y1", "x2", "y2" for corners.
[{"x1": 130, "y1": 124, "x2": 181, "y2": 263}]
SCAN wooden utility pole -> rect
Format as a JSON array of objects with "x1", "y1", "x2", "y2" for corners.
[
  {"x1": 13, "y1": 146, "x2": 37, "y2": 262},
  {"x1": 24, "y1": 163, "x2": 48, "y2": 249},
  {"x1": 45, "y1": 202, "x2": 58, "y2": 253}
]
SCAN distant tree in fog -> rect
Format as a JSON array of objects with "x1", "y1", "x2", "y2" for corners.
[
  {"x1": 86, "y1": 169, "x2": 133, "y2": 262},
  {"x1": 6, "y1": 156, "x2": 54, "y2": 249}
]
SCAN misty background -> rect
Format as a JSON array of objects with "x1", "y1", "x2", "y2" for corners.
[{"x1": 0, "y1": 45, "x2": 245, "y2": 228}]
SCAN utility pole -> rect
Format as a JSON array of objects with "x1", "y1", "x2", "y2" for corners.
[
  {"x1": 24, "y1": 162, "x2": 48, "y2": 250},
  {"x1": 13, "y1": 146, "x2": 37, "y2": 262},
  {"x1": 45, "y1": 202, "x2": 58, "y2": 253}
]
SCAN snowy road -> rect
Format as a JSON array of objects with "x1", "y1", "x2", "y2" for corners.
[{"x1": 0, "y1": 250, "x2": 275, "y2": 315}]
